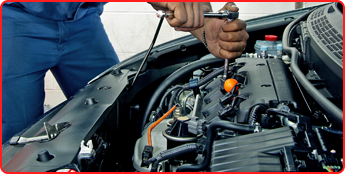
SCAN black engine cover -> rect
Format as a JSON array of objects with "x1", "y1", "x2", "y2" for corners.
[
  {"x1": 202, "y1": 57, "x2": 308, "y2": 123},
  {"x1": 210, "y1": 126, "x2": 295, "y2": 172}
]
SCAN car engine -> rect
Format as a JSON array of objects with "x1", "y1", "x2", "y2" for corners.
[
  {"x1": 2, "y1": 2, "x2": 343, "y2": 172},
  {"x1": 133, "y1": 2, "x2": 343, "y2": 172}
]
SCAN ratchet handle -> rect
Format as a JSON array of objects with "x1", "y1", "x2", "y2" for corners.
[
  {"x1": 156, "y1": 10, "x2": 239, "y2": 20},
  {"x1": 204, "y1": 11, "x2": 239, "y2": 19}
]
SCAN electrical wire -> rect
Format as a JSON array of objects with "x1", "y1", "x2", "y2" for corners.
[
  {"x1": 150, "y1": 143, "x2": 198, "y2": 172},
  {"x1": 147, "y1": 105, "x2": 176, "y2": 146}
]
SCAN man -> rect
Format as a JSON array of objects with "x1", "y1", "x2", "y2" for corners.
[{"x1": 2, "y1": 2, "x2": 248, "y2": 143}]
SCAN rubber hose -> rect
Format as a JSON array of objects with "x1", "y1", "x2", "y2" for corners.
[
  {"x1": 176, "y1": 89, "x2": 185, "y2": 104},
  {"x1": 323, "y1": 128, "x2": 343, "y2": 136},
  {"x1": 266, "y1": 108, "x2": 289, "y2": 117},
  {"x1": 182, "y1": 66, "x2": 225, "y2": 90},
  {"x1": 176, "y1": 121, "x2": 255, "y2": 172},
  {"x1": 282, "y1": 9, "x2": 343, "y2": 126},
  {"x1": 142, "y1": 58, "x2": 224, "y2": 132},
  {"x1": 159, "y1": 85, "x2": 182, "y2": 109},
  {"x1": 248, "y1": 105, "x2": 266, "y2": 126},
  {"x1": 196, "y1": 63, "x2": 237, "y2": 90},
  {"x1": 168, "y1": 88, "x2": 182, "y2": 117},
  {"x1": 150, "y1": 143, "x2": 198, "y2": 172}
]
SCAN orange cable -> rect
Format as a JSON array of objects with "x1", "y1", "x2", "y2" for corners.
[{"x1": 147, "y1": 105, "x2": 176, "y2": 146}]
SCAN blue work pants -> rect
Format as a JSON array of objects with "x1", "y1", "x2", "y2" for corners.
[{"x1": 2, "y1": 4, "x2": 119, "y2": 143}]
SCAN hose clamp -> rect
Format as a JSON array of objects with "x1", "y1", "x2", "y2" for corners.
[
  {"x1": 254, "y1": 122, "x2": 261, "y2": 133},
  {"x1": 189, "y1": 78, "x2": 199, "y2": 89}
]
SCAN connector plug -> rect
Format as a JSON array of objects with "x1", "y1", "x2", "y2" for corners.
[{"x1": 141, "y1": 145, "x2": 154, "y2": 168}]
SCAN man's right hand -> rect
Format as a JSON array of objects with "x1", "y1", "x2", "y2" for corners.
[{"x1": 148, "y1": 2, "x2": 204, "y2": 31}]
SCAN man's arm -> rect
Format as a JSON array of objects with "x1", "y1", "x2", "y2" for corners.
[
  {"x1": 190, "y1": 2, "x2": 249, "y2": 60},
  {"x1": 147, "y1": 2, "x2": 248, "y2": 60}
]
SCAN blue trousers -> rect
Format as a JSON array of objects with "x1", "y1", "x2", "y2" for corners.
[{"x1": 2, "y1": 4, "x2": 119, "y2": 143}]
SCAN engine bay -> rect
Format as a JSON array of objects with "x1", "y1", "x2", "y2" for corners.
[
  {"x1": 133, "y1": 56, "x2": 342, "y2": 172},
  {"x1": 2, "y1": 2, "x2": 343, "y2": 172}
]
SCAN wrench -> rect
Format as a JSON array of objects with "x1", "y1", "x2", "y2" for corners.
[{"x1": 156, "y1": 10, "x2": 239, "y2": 80}]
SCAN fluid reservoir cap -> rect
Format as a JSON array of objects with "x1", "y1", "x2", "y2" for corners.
[
  {"x1": 260, "y1": 46, "x2": 268, "y2": 51},
  {"x1": 265, "y1": 35, "x2": 278, "y2": 41},
  {"x1": 224, "y1": 78, "x2": 238, "y2": 93},
  {"x1": 277, "y1": 44, "x2": 283, "y2": 50}
]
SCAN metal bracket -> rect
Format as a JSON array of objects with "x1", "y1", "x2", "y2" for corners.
[
  {"x1": 191, "y1": 94, "x2": 204, "y2": 119},
  {"x1": 9, "y1": 122, "x2": 71, "y2": 145}
]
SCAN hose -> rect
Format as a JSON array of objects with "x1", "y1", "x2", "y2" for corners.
[
  {"x1": 150, "y1": 143, "x2": 198, "y2": 172},
  {"x1": 318, "y1": 127, "x2": 343, "y2": 136},
  {"x1": 168, "y1": 88, "x2": 183, "y2": 117},
  {"x1": 266, "y1": 108, "x2": 289, "y2": 117},
  {"x1": 197, "y1": 62, "x2": 236, "y2": 90},
  {"x1": 182, "y1": 92, "x2": 194, "y2": 115},
  {"x1": 142, "y1": 58, "x2": 224, "y2": 132},
  {"x1": 248, "y1": 105, "x2": 267, "y2": 126},
  {"x1": 282, "y1": 9, "x2": 343, "y2": 126},
  {"x1": 176, "y1": 120, "x2": 255, "y2": 172},
  {"x1": 180, "y1": 72, "x2": 219, "y2": 115},
  {"x1": 176, "y1": 89, "x2": 185, "y2": 104},
  {"x1": 159, "y1": 85, "x2": 182, "y2": 109},
  {"x1": 181, "y1": 66, "x2": 225, "y2": 90},
  {"x1": 148, "y1": 105, "x2": 176, "y2": 146}
]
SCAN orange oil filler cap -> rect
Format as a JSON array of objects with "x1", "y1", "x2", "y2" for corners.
[{"x1": 224, "y1": 78, "x2": 238, "y2": 93}]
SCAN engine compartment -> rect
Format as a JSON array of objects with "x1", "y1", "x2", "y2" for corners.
[
  {"x1": 2, "y1": 2, "x2": 343, "y2": 172},
  {"x1": 133, "y1": 55, "x2": 342, "y2": 172},
  {"x1": 130, "y1": 3, "x2": 343, "y2": 172}
]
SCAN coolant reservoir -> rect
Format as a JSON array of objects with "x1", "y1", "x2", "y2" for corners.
[{"x1": 254, "y1": 35, "x2": 282, "y2": 56}]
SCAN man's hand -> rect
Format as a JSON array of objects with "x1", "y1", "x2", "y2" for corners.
[
  {"x1": 148, "y1": 2, "x2": 204, "y2": 31},
  {"x1": 191, "y1": 2, "x2": 249, "y2": 60}
]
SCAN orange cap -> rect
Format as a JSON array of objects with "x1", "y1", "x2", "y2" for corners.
[{"x1": 224, "y1": 78, "x2": 238, "y2": 93}]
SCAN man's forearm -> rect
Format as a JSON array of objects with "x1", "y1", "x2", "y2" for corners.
[{"x1": 189, "y1": 2, "x2": 212, "y2": 45}]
